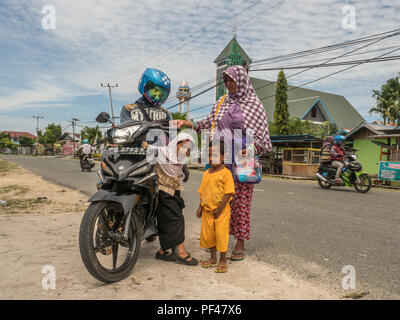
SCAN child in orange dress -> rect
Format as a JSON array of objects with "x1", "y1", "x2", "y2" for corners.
[{"x1": 197, "y1": 140, "x2": 235, "y2": 273}]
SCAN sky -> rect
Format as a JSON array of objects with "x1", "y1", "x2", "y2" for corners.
[{"x1": 0, "y1": 0, "x2": 399, "y2": 134}]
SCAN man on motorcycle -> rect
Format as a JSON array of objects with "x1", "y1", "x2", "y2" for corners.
[
  {"x1": 120, "y1": 68, "x2": 172, "y2": 124},
  {"x1": 330, "y1": 135, "x2": 346, "y2": 184},
  {"x1": 120, "y1": 68, "x2": 190, "y2": 181},
  {"x1": 79, "y1": 139, "x2": 93, "y2": 168},
  {"x1": 120, "y1": 67, "x2": 194, "y2": 262}
]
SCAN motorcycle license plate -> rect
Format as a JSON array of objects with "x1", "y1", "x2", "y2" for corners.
[{"x1": 108, "y1": 147, "x2": 147, "y2": 155}]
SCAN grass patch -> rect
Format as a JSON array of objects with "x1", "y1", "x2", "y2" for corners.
[
  {"x1": 342, "y1": 291, "x2": 370, "y2": 299},
  {"x1": 0, "y1": 185, "x2": 29, "y2": 196},
  {"x1": 0, "y1": 159, "x2": 18, "y2": 171},
  {"x1": 0, "y1": 198, "x2": 52, "y2": 213}
]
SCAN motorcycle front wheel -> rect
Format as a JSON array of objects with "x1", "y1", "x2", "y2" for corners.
[
  {"x1": 354, "y1": 173, "x2": 372, "y2": 193},
  {"x1": 79, "y1": 201, "x2": 141, "y2": 283}
]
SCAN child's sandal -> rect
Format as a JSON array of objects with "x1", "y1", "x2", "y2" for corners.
[
  {"x1": 215, "y1": 263, "x2": 228, "y2": 273},
  {"x1": 201, "y1": 259, "x2": 217, "y2": 268}
]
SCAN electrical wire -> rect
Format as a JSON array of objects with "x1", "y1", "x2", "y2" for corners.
[
  {"x1": 257, "y1": 46, "x2": 400, "y2": 102},
  {"x1": 250, "y1": 55, "x2": 400, "y2": 71}
]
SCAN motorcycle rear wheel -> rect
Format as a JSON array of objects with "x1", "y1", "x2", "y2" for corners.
[
  {"x1": 79, "y1": 201, "x2": 141, "y2": 283},
  {"x1": 354, "y1": 173, "x2": 371, "y2": 193}
]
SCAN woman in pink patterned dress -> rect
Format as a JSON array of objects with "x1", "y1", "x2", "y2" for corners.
[{"x1": 177, "y1": 65, "x2": 272, "y2": 261}]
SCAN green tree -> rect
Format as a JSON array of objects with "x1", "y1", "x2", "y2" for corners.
[
  {"x1": 171, "y1": 112, "x2": 188, "y2": 120},
  {"x1": 370, "y1": 76, "x2": 400, "y2": 125},
  {"x1": 18, "y1": 135, "x2": 35, "y2": 147},
  {"x1": 80, "y1": 125, "x2": 102, "y2": 145},
  {"x1": 0, "y1": 132, "x2": 11, "y2": 140},
  {"x1": 38, "y1": 123, "x2": 62, "y2": 146},
  {"x1": 274, "y1": 70, "x2": 290, "y2": 135},
  {"x1": 269, "y1": 118, "x2": 337, "y2": 138},
  {"x1": 0, "y1": 137, "x2": 14, "y2": 152},
  {"x1": 385, "y1": 77, "x2": 400, "y2": 126}
]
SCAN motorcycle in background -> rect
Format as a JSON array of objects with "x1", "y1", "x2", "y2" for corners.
[
  {"x1": 316, "y1": 149, "x2": 372, "y2": 193},
  {"x1": 81, "y1": 154, "x2": 95, "y2": 172}
]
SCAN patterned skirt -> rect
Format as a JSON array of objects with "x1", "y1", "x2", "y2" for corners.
[{"x1": 229, "y1": 182, "x2": 254, "y2": 241}]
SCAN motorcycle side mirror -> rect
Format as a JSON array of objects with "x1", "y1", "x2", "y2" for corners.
[{"x1": 96, "y1": 112, "x2": 111, "y2": 123}]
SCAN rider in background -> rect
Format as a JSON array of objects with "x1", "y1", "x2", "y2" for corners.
[
  {"x1": 79, "y1": 139, "x2": 93, "y2": 168},
  {"x1": 320, "y1": 136, "x2": 334, "y2": 165},
  {"x1": 330, "y1": 135, "x2": 346, "y2": 184}
]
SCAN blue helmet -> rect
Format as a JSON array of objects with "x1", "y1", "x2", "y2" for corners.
[
  {"x1": 138, "y1": 68, "x2": 171, "y2": 106},
  {"x1": 83, "y1": 139, "x2": 89, "y2": 144},
  {"x1": 334, "y1": 135, "x2": 345, "y2": 145}
]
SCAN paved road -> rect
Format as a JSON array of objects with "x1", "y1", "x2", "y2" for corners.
[{"x1": 3, "y1": 155, "x2": 400, "y2": 299}]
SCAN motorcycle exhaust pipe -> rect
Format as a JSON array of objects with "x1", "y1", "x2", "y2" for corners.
[{"x1": 316, "y1": 173, "x2": 327, "y2": 182}]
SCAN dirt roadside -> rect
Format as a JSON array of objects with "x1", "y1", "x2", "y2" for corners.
[{"x1": 0, "y1": 159, "x2": 340, "y2": 299}]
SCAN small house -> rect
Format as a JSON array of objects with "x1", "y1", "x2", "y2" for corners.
[
  {"x1": 345, "y1": 122, "x2": 399, "y2": 175},
  {"x1": 268, "y1": 135, "x2": 322, "y2": 177}
]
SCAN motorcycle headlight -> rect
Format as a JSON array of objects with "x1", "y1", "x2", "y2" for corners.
[{"x1": 112, "y1": 126, "x2": 140, "y2": 144}]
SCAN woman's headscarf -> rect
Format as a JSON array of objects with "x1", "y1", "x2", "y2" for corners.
[
  {"x1": 214, "y1": 65, "x2": 272, "y2": 155},
  {"x1": 157, "y1": 132, "x2": 195, "y2": 178}
]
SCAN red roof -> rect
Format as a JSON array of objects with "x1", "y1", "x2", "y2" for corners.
[{"x1": 3, "y1": 131, "x2": 37, "y2": 139}]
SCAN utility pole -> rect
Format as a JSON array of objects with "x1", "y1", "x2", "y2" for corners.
[
  {"x1": 71, "y1": 118, "x2": 80, "y2": 158},
  {"x1": 101, "y1": 83, "x2": 118, "y2": 125},
  {"x1": 33, "y1": 115, "x2": 43, "y2": 156}
]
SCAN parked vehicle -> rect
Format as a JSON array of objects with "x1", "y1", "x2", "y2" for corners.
[
  {"x1": 79, "y1": 111, "x2": 169, "y2": 283},
  {"x1": 316, "y1": 149, "x2": 372, "y2": 193}
]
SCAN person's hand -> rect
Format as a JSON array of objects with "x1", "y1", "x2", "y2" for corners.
[
  {"x1": 196, "y1": 206, "x2": 202, "y2": 218},
  {"x1": 170, "y1": 120, "x2": 193, "y2": 128},
  {"x1": 182, "y1": 164, "x2": 189, "y2": 182},
  {"x1": 141, "y1": 141, "x2": 149, "y2": 150},
  {"x1": 241, "y1": 149, "x2": 247, "y2": 157},
  {"x1": 213, "y1": 206, "x2": 223, "y2": 219}
]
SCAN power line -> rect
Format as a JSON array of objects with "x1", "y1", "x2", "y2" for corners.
[
  {"x1": 112, "y1": 0, "x2": 265, "y2": 85},
  {"x1": 166, "y1": 81, "x2": 221, "y2": 110},
  {"x1": 251, "y1": 28, "x2": 400, "y2": 66},
  {"x1": 250, "y1": 55, "x2": 400, "y2": 71},
  {"x1": 56, "y1": 1, "x2": 282, "y2": 114},
  {"x1": 257, "y1": 46, "x2": 400, "y2": 102},
  {"x1": 249, "y1": 29, "x2": 400, "y2": 96},
  {"x1": 192, "y1": 47, "x2": 400, "y2": 121},
  {"x1": 167, "y1": 28, "x2": 400, "y2": 109}
]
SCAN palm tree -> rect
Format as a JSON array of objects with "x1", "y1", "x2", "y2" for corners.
[
  {"x1": 370, "y1": 89, "x2": 390, "y2": 124},
  {"x1": 80, "y1": 125, "x2": 102, "y2": 145},
  {"x1": 370, "y1": 77, "x2": 400, "y2": 126},
  {"x1": 386, "y1": 77, "x2": 400, "y2": 126}
]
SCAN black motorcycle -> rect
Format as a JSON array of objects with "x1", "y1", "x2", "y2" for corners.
[
  {"x1": 79, "y1": 111, "x2": 169, "y2": 283},
  {"x1": 81, "y1": 154, "x2": 95, "y2": 172}
]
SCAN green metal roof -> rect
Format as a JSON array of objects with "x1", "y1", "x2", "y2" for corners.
[
  {"x1": 250, "y1": 77, "x2": 365, "y2": 130},
  {"x1": 214, "y1": 37, "x2": 251, "y2": 64}
]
